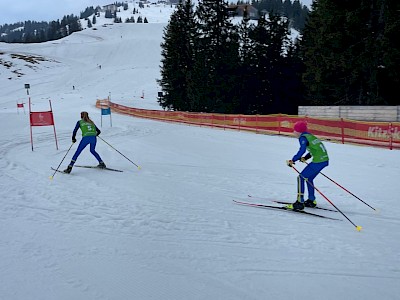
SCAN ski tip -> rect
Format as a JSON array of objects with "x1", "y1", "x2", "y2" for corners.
[
  {"x1": 49, "y1": 176, "x2": 53, "y2": 180},
  {"x1": 138, "y1": 166, "x2": 142, "y2": 170},
  {"x1": 356, "y1": 225, "x2": 362, "y2": 232}
]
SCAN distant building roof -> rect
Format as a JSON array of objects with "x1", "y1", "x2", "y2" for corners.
[{"x1": 227, "y1": 4, "x2": 259, "y2": 20}]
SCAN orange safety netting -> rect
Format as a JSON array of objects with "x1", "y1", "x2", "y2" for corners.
[{"x1": 96, "y1": 100, "x2": 400, "y2": 150}]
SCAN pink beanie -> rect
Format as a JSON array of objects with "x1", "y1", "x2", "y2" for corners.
[{"x1": 293, "y1": 121, "x2": 308, "y2": 133}]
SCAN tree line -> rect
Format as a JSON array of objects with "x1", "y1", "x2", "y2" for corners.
[
  {"x1": 0, "y1": 15, "x2": 81, "y2": 43},
  {"x1": 158, "y1": 0, "x2": 400, "y2": 115},
  {"x1": 0, "y1": 2, "x2": 155, "y2": 43},
  {"x1": 251, "y1": 0, "x2": 310, "y2": 31}
]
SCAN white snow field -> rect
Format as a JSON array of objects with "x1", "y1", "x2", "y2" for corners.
[{"x1": 0, "y1": 3, "x2": 399, "y2": 300}]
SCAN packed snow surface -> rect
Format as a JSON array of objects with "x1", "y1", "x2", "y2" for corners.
[{"x1": 0, "y1": 4, "x2": 399, "y2": 300}]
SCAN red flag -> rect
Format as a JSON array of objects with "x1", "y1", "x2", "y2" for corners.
[
  {"x1": 30, "y1": 111, "x2": 54, "y2": 126},
  {"x1": 17, "y1": 103, "x2": 24, "y2": 108}
]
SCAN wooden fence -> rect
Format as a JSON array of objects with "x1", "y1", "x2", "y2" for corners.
[{"x1": 299, "y1": 106, "x2": 400, "y2": 122}]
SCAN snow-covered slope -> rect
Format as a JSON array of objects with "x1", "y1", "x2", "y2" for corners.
[{"x1": 0, "y1": 3, "x2": 399, "y2": 300}]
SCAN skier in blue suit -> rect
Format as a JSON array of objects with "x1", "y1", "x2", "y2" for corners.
[
  {"x1": 64, "y1": 111, "x2": 106, "y2": 173},
  {"x1": 286, "y1": 121, "x2": 329, "y2": 211}
]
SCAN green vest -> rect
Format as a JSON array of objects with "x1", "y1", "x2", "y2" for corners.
[
  {"x1": 303, "y1": 133, "x2": 329, "y2": 163},
  {"x1": 79, "y1": 120, "x2": 97, "y2": 137}
]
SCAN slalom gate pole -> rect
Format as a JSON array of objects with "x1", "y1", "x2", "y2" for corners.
[
  {"x1": 98, "y1": 136, "x2": 141, "y2": 170},
  {"x1": 49, "y1": 143, "x2": 74, "y2": 179},
  {"x1": 303, "y1": 161, "x2": 376, "y2": 211},
  {"x1": 290, "y1": 164, "x2": 362, "y2": 231}
]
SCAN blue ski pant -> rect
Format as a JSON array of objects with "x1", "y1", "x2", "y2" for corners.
[
  {"x1": 297, "y1": 161, "x2": 329, "y2": 202},
  {"x1": 70, "y1": 136, "x2": 102, "y2": 166}
]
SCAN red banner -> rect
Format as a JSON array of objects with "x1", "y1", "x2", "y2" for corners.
[
  {"x1": 29, "y1": 98, "x2": 58, "y2": 150},
  {"x1": 30, "y1": 111, "x2": 55, "y2": 126}
]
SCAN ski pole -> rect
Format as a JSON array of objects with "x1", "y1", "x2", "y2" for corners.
[
  {"x1": 302, "y1": 161, "x2": 376, "y2": 211},
  {"x1": 49, "y1": 143, "x2": 74, "y2": 179},
  {"x1": 289, "y1": 163, "x2": 362, "y2": 231},
  {"x1": 98, "y1": 136, "x2": 141, "y2": 170}
]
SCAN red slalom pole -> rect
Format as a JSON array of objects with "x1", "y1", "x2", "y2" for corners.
[{"x1": 290, "y1": 164, "x2": 362, "y2": 231}]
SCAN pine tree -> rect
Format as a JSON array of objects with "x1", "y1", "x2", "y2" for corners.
[
  {"x1": 378, "y1": 0, "x2": 400, "y2": 104},
  {"x1": 195, "y1": 0, "x2": 240, "y2": 113},
  {"x1": 236, "y1": 15, "x2": 257, "y2": 113},
  {"x1": 300, "y1": 0, "x2": 400, "y2": 105},
  {"x1": 68, "y1": 16, "x2": 82, "y2": 35},
  {"x1": 301, "y1": 0, "x2": 354, "y2": 105},
  {"x1": 248, "y1": 15, "x2": 272, "y2": 113},
  {"x1": 158, "y1": 0, "x2": 198, "y2": 111},
  {"x1": 47, "y1": 20, "x2": 62, "y2": 40}
]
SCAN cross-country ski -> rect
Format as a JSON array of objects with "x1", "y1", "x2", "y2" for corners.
[
  {"x1": 233, "y1": 200, "x2": 341, "y2": 221},
  {"x1": 247, "y1": 195, "x2": 337, "y2": 212},
  {"x1": 51, "y1": 167, "x2": 70, "y2": 174},
  {"x1": 74, "y1": 165, "x2": 123, "y2": 172}
]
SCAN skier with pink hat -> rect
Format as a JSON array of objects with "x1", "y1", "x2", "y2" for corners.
[{"x1": 286, "y1": 121, "x2": 329, "y2": 210}]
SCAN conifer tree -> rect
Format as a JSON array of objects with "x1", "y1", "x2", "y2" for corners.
[
  {"x1": 241, "y1": 12, "x2": 288, "y2": 114},
  {"x1": 300, "y1": 0, "x2": 351, "y2": 105},
  {"x1": 158, "y1": 0, "x2": 198, "y2": 111},
  {"x1": 236, "y1": 15, "x2": 254, "y2": 113},
  {"x1": 195, "y1": 0, "x2": 240, "y2": 112},
  {"x1": 301, "y1": 0, "x2": 400, "y2": 105}
]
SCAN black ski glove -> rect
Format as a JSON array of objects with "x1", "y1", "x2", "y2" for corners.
[{"x1": 300, "y1": 153, "x2": 312, "y2": 163}]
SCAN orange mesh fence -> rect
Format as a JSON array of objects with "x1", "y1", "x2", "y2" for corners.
[
  {"x1": 96, "y1": 100, "x2": 400, "y2": 150},
  {"x1": 98, "y1": 99, "x2": 110, "y2": 108}
]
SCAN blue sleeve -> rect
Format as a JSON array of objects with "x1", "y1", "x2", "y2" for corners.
[
  {"x1": 292, "y1": 136, "x2": 308, "y2": 162},
  {"x1": 72, "y1": 121, "x2": 80, "y2": 139}
]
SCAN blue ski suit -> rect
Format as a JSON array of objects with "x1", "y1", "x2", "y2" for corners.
[
  {"x1": 69, "y1": 120, "x2": 103, "y2": 166},
  {"x1": 292, "y1": 132, "x2": 329, "y2": 202}
]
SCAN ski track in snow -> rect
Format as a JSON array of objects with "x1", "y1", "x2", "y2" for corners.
[
  {"x1": 0, "y1": 7, "x2": 399, "y2": 300},
  {"x1": 1, "y1": 114, "x2": 399, "y2": 299}
]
